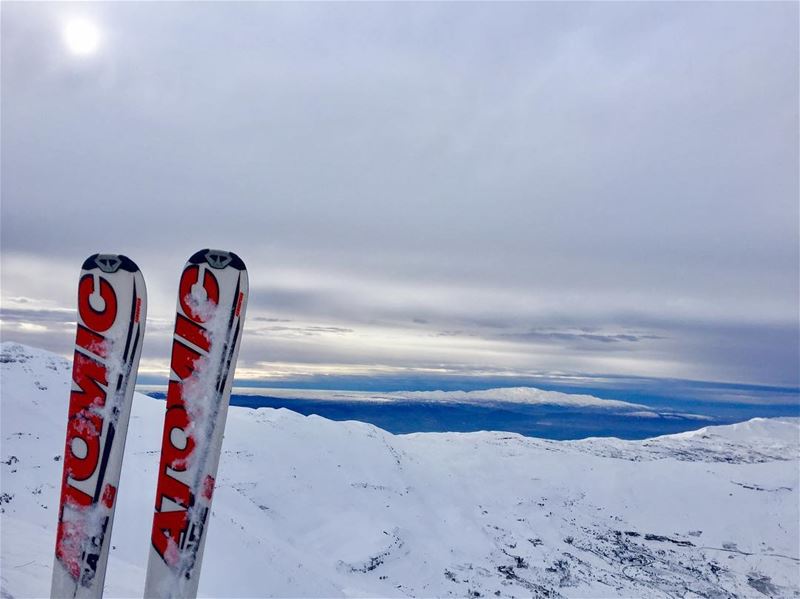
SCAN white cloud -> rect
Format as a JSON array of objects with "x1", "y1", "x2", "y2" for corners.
[{"x1": 1, "y1": 2, "x2": 797, "y2": 387}]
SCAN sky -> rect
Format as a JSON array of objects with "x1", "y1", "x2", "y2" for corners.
[{"x1": 1, "y1": 2, "x2": 798, "y2": 398}]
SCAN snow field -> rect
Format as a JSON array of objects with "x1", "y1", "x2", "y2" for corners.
[{"x1": 1, "y1": 343, "x2": 798, "y2": 598}]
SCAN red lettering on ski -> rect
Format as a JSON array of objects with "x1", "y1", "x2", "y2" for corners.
[
  {"x1": 175, "y1": 314, "x2": 210, "y2": 352},
  {"x1": 151, "y1": 265, "x2": 220, "y2": 564},
  {"x1": 152, "y1": 510, "x2": 189, "y2": 566},
  {"x1": 75, "y1": 325, "x2": 108, "y2": 358},
  {"x1": 179, "y1": 265, "x2": 219, "y2": 323},
  {"x1": 78, "y1": 274, "x2": 117, "y2": 332},
  {"x1": 55, "y1": 274, "x2": 119, "y2": 579}
]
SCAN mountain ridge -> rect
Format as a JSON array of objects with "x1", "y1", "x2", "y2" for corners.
[{"x1": 1, "y1": 342, "x2": 798, "y2": 597}]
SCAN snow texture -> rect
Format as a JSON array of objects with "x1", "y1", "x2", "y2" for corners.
[{"x1": 1, "y1": 343, "x2": 798, "y2": 598}]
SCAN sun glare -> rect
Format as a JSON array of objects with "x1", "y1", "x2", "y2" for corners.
[{"x1": 63, "y1": 18, "x2": 100, "y2": 57}]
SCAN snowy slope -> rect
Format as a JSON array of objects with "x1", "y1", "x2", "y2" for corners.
[{"x1": 1, "y1": 342, "x2": 798, "y2": 598}]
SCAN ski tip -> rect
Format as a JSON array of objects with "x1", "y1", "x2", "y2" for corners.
[
  {"x1": 188, "y1": 249, "x2": 246, "y2": 271},
  {"x1": 82, "y1": 254, "x2": 140, "y2": 274}
]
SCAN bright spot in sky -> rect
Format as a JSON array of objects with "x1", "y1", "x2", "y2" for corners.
[{"x1": 63, "y1": 18, "x2": 100, "y2": 56}]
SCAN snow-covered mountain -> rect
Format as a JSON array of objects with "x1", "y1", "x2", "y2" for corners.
[
  {"x1": 1, "y1": 342, "x2": 798, "y2": 598},
  {"x1": 214, "y1": 386, "x2": 652, "y2": 410}
]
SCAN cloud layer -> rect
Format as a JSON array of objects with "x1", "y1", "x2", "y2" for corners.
[{"x1": 1, "y1": 3, "x2": 798, "y2": 388}]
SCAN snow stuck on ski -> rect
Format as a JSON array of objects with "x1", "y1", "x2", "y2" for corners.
[
  {"x1": 51, "y1": 254, "x2": 147, "y2": 599},
  {"x1": 145, "y1": 249, "x2": 248, "y2": 599}
]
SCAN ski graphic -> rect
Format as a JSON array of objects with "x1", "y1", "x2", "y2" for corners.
[
  {"x1": 52, "y1": 254, "x2": 147, "y2": 599},
  {"x1": 145, "y1": 249, "x2": 248, "y2": 598}
]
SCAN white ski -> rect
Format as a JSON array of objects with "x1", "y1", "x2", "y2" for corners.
[
  {"x1": 144, "y1": 249, "x2": 248, "y2": 599},
  {"x1": 51, "y1": 254, "x2": 147, "y2": 599}
]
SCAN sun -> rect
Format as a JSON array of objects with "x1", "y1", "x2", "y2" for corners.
[{"x1": 63, "y1": 18, "x2": 101, "y2": 57}]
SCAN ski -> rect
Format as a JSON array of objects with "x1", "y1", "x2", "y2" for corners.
[
  {"x1": 51, "y1": 254, "x2": 147, "y2": 599},
  {"x1": 145, "y1": 249, "x2": 248, "y2": 599}
]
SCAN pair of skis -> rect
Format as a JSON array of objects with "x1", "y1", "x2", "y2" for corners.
[{"x1": 52, "y1": 249, "x2": 248, "y2": 599}]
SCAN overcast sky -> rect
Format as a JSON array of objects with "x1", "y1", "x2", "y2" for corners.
[{"x1": 1, "y1": 2, "x2": 798, "y2": 391}]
